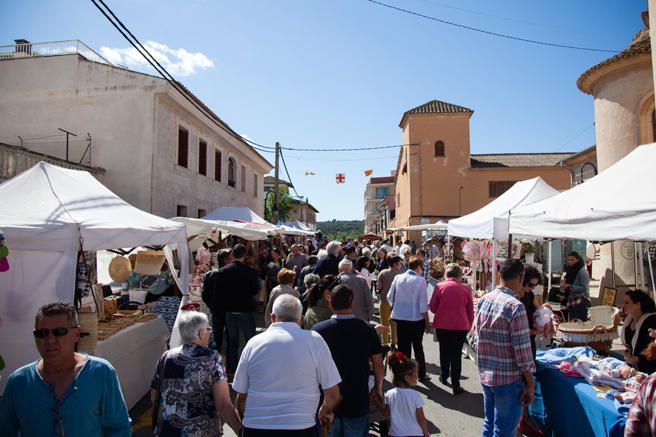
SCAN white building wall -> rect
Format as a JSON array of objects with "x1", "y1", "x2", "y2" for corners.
[{"x1": 0, "y1": 54, "x2": 271, "y2": 218}]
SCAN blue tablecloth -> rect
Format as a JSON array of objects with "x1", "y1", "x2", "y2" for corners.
[{"x1": 530, "y1": 360, "x2": 626, "y2": 437}]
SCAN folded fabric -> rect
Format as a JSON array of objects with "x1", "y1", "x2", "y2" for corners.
[{"x1": 537, "y1": 346, "x2": 596, "y2": 367}]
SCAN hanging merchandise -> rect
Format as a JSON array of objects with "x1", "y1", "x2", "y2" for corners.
[
  {"x1": 364, "y1": 169, "x2": 374, "y2": 176},
  {"x1": 0, "y1": 229, "x2": 8, "y2": 272},
  {"x1": 336, "y1": 173, "x2": 346, "y2": 184},
  {"x1": 305, "y1": 170, "x2": 316, "y2": 176}
]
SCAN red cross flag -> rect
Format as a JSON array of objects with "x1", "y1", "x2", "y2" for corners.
[{"x1": 336, "y1": 173, "x2": 346, "y2": 184}]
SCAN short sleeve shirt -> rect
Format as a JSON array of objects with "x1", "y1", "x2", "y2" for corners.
[
  {"x1": 313, "y1": 317, "x2": 383, "y2": 418},
  {"x1": 232, "y1": 322, "x2": 341, "y2": 430},
  {"x1": 385, "y1": 387, "x2": 424, "y2": 436}
]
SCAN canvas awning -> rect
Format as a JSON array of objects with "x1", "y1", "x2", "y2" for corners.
[
  {"x1": 509, "y1": 143, "x2": 656, "y2": 241},
  {"x1": 448, "y1": 177, "x2": 559, "y2": 240}
]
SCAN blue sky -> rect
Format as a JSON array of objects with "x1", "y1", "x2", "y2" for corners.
[{"x1": 1, "y1": 0, "x2": 647, "y2": 220}]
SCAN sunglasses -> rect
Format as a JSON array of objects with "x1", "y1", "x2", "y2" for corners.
[{"x1": 33, "y1": 326, "x2": 77, "y2": 338}]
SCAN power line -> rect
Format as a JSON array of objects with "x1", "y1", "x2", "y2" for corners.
[
  {"x1": 281, "y1": 143, "x2": 416, "y2": 152},
  {"x1": 279, "y1": 148, "x2": 301, "y2": 197},
  {"x1": 554, "y1": 122, "x2": 595, "y2": 152},
  {"x1": 90, "y1": 0, "x2": 276, "y2": 155},
  {"x1": 366, "y1": 0, "x2": 619, "y2": 53}
]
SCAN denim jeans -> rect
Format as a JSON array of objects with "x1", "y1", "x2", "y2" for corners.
[
  {"x1": 225, "y1": 312, "x2": 256, "y2": 372},
  {"x1": 328, "y1": 414, "x2": 369, "y2": 437},
  {"x1": 482, "y1": 379, "x2": 524, "y2": 437}
]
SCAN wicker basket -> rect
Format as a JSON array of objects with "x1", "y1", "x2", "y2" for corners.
[{"x1": 557, "y1": 305, "x2": 620, "y2": 353}]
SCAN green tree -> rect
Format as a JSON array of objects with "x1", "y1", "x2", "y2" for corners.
[{"x1": 264, "y1": 186, "x2": 292, "y2": 223}]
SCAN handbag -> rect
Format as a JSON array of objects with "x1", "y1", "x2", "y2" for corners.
[{"x1": 152, "y1": 351, "x2": 168, "y2": 430}]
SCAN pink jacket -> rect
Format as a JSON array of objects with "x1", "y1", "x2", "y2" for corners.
[{"x1": 429, "y1": 278, "x2": 474, "y2": 331}]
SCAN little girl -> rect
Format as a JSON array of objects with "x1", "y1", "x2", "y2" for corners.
[{"x1": 383, "y1": 351, "x2": 430, "y2": 437}]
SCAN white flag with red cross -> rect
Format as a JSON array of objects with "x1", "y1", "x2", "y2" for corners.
[{"x1": 336, "y1": 173, "x2": 346, "y2": 184}]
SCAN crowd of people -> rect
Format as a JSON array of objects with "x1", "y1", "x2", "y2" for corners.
[{"x1": 2, "y1": 236, "x2": 656, "y2": 437}]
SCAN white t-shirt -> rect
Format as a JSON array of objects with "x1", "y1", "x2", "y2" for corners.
[
  {"x1": 385, "y1": 387, "x2": 425, "y2": 436},
  {"x1": 232, "y1": 322, "x2": 341, "y2": 430}
]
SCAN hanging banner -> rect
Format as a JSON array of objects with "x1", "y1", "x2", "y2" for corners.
[
  {"x1": 364, "y1": 169, "x2": 374, "y2": 177},
  {"x1": 336, "y1": 173, "x2": 346, "y2": 184}
]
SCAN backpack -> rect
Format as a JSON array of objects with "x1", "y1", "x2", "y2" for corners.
[{"x1": 202, "y1": 269, "x2": 221, "y2": 312}]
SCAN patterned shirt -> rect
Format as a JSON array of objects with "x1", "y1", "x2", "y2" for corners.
[
  {"x1": 475, "y1": 286, "x2": 536, "y2": 387},
  {"x1": 151, "y1": 343, "x2": 227, "y2": 436},
  {"x1": 625, "y1": 372, "x2": 656, "y2": 437}
]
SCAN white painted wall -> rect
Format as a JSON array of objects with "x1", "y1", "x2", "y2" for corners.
[{"x1": 0, "y1": 54, "x2": 271, "y2": 217}]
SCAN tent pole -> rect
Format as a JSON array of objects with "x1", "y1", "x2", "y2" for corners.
[
  {"x1": 492, "y1": 240, "x2": 497, "y2": 289},
  {"x1": 507, "y1": 234, "x2": 513, "y2": 259},
  {"x1": 611, "y1": 243, "x2": 616, "y2": 289},
  {"x1": 648, "y1": 246, "x2": 655, "y2": 299},
  {"x1": 547, "y1": 240, "x2": 553, "y2": 292},
  {"x1": 638, "y1": 242, "x2": 645, "y2": 290},
  {"x1": 634, "y1": 242, "x2": 639, "y2": 290}
]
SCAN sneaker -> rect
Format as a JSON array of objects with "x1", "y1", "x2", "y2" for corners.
[{"x1": 452, "y1": 386, "x2": 465, "y2": 395}]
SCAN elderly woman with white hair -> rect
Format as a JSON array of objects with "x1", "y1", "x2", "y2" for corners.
[{"x1": 151, "y1": 311, "x2": 241, "y2": 436}]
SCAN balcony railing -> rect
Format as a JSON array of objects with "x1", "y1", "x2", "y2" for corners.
[{"x1": 0, "y1": 39, "x2": 113, "y2": 65}]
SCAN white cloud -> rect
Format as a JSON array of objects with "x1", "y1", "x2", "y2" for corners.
[{"x1": 99, "y1": 41, "x2": 214, "y2": 76}]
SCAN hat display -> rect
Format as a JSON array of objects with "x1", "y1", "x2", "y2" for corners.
[
  {"x1": 133, "y1": 250, "x2": 166, "y2": 275},
  {"x1": 108, "y1": 256, "x2": 132, "y2": 282}
]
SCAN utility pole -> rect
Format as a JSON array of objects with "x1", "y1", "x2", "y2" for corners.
[
  {"x1": 273, "y1": 141, "x2": 280, "y2": 224},
  {"x1": 58, "y1": 128, "x2": 77, "y2": 162}
]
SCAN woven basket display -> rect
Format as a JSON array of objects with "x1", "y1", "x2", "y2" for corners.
[
  {"x1": 557, "y1": 305, "x2": 620, "y2": 353},
  {"x1": 78, "y1": 311, "x2": 98, "y2": 352}
]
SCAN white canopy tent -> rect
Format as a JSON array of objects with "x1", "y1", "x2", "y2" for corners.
[
  {"x1": 172, "y1": 216, "x2": 273, "y2": 242},
  {"x1": 0, "y1": 162, "x2": 189, "y2": 391},
  {"x1": 447, "y1": 177, "x2": 560, "y2": 288},
  {"x1": 389, "y1": 220, "x2": 449, "y2": 233},
  {"x1": 283, "y1": 220, "x2": 315, "y2": 236},
  {"x1": 509, "y1": 143, "x2": 656, "y2": 241}
]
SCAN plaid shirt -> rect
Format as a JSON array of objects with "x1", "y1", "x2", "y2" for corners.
[
  {"x1": 625, "y1": 372, "x2": 656, "y2": 436},
  {"x1": 475, "y1": 286, "x2": 536, "y2": 387}
]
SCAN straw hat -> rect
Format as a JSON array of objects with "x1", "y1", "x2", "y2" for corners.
[
  {"x1": 108, "y1": 256, "x2": 132, "y2": 282},
  {"x1": 133, "y1": 250, "x2": 166, "y2": 275}
]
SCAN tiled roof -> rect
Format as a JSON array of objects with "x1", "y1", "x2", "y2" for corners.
[
  {"x1": 263, "y1": 175, "x2": 293, "y2": 188},
  {"x1": 577, "y1": 27, "x2": 650, "y2": 94},
  {"x1": 399, "y1": 100, "x2": 473, "y2": 126},
  {"x1": 470, "y1": 152, "x2": 575, "y2": 168}
]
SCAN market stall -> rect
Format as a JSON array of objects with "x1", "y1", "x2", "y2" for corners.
[
  {"x1": 0, "y1": 162, "x2": 189, "y2": 394},
  {"x1": 448, "y1": 177, "x2": 559, "y2": 289}
]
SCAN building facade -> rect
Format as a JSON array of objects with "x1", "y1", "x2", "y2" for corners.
[
  {"x1": 391, "y1": 100, "x2": 574, "y2": 241},
  {"x1": 577, "y1": 12, "x2": 654, "y2": 297},
  {"x1": 0, "y1": 40, "x2": 272, "y2": 218},
  {"x1": 364, "y1": 175, "x2": 394, "y2": 234}
]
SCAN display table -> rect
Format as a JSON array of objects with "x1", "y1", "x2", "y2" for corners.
[
  {"x1": 530, "y1": 360, "x2": 626, "y2": 437},
  {"x1": 93, "y1": 316, "x2": 169, "y2": 409}
]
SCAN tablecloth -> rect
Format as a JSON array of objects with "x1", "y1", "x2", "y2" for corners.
[
  {"x1": 93, "y1": 316, "x2": 169, "y2": 409},
  {"x1": 530, "y1": 360, "x2": 626, "y2": 437}
]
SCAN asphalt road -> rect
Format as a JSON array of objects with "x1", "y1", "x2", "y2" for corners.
[{"x1": 133, "y1": 315, "x2": 485, "y2": 436}]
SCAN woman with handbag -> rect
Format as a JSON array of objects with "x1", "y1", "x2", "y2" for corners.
[{"x1": 151, "y1": 311, "x2": 241, "y2": 436}]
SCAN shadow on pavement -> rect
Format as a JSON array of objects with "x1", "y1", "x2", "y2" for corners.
[{"x1": 415, "y1": 381, "x2": 485, "y2": 419}]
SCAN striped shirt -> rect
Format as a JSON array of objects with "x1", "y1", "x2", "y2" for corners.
[
  {"x1": 625, "y1": 372, "x2": 656, "y2": 437},
  {"x1": 475, "y1": 286, "x2": 536, "y2": 387}
]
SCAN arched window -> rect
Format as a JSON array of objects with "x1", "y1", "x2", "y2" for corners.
[
  {"x1": 228, "y1": 157, "x2": 236, "y2": 187},
  {"x1": 434, "y1": 141, "x2": 445, "y2": 157}
]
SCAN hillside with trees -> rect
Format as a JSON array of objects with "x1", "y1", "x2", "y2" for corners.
[{"x1": 316, "y1": 219, "x2": 364, "y2": 240}]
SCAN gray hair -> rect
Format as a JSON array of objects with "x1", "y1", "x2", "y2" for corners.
[
  {"x1": 338, "y1": 258, "x2": 353, "y2": 272},
  {"x1": 273, "y1": 294, "x2": 302, "y2": 322},
  {"x1": 178, "y1": 311, "x2": 209, "y2": 344},
  {"x1": 326, "y1": 241, "x2": 342, "y2": 257},
  {"x1": 304, "y1": 273, "x2": 320, "y2": 287},
  {"x1": 361, "y1": 248, "x2": 371, "y2": 257},
  {"x1": 317, "y1": 249, "x2": 328, "y2": 260},
  {"x1": 445, "y1": 263, "x2": 463, "y2": 279}
]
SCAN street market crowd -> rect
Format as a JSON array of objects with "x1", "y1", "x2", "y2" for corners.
[{"x1": 2, "y1": 235, "x2": 656, "y2": 437}]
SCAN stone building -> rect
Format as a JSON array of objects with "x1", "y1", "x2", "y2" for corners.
[
  {"x1": 391, "y1": 100, "x2": 574, "y2": 241},
  {"x1": 0, "y1": 40, "x2": 272, "y2": 218}
]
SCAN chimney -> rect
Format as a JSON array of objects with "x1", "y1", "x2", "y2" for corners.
[{"x1": 14, "y1": 39, "x2": 32, "y2": 55}]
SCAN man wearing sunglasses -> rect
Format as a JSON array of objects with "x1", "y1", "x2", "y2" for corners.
[{"x1": 0, "y1": 302, "x2": 131, "y2": 436}]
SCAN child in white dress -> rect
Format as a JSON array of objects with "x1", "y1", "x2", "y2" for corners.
[{"x1": 383, "y1": 351, "x2": 429, "y2": 437}]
